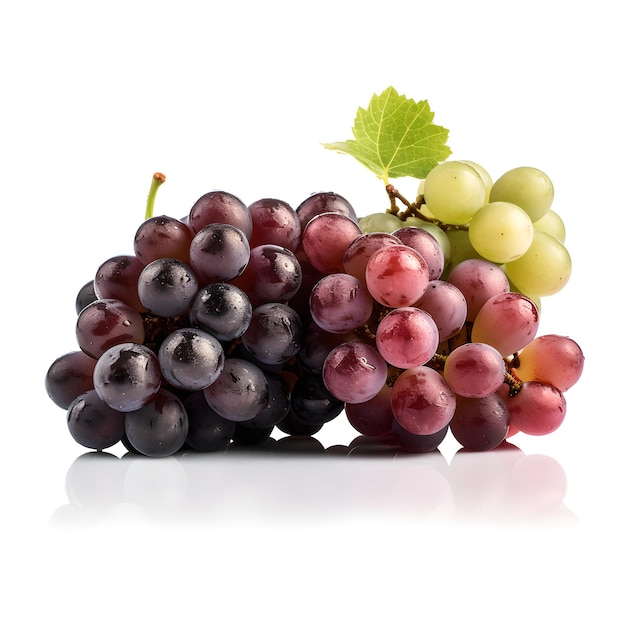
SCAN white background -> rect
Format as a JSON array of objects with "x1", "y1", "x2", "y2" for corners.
[{"x1": 2, "y1": 1, "x2": 623, "y2": 623}]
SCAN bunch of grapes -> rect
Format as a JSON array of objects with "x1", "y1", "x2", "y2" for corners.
[{"x1": 45, "y1": 162, "x2": 584, "y2": 458}]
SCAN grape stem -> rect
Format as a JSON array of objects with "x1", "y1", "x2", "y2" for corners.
[{"x1": 145, "y1": 172, "x2": 166, "y2": 221}]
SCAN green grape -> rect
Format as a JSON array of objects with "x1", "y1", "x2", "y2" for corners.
[
  {"x1": 489, "y1": 166, "x2": 554, "y2": 222},
  {"x1": 504, "y1": 230, "x2": 571, "y2": 296},
  {"x1": 359, "y1": 212, "x2": 403, "y2": 233},
  {"x1": 468, "y1": 201, "x2": 534, "y2": 264},
  {"x1": 403, "y1": 217, "x2": 451, "y2": 267},
  {"x1": 423, "y1": 161, "x2": 486, "y2": 225},
  {"x1": 532, "y1": 209, "x2": 566, "y2": 243},
  {"x1": 444, "y1": 229, "x2": 483, "y2": 275},
  {"x1": 460, "y1": 160, "x2": 493, "y2": 204}
]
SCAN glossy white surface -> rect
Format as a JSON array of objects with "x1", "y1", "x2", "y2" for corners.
[{"x1": 2, "y1": 1, "x2": 624, "y2": 623}]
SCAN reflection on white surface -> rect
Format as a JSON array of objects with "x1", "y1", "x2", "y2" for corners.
[{"x1": 50, "y1": 436, "x2": 576, "y2": 529}]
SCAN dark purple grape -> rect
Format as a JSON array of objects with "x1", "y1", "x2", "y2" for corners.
[
  {"x1": 242, "y1": 372, "x2": 291, "y2": 429},
  {"x1": 94, "y1": 254, "x2": 146, "y2": 312},
  {"x1": 189, "y1": 223, "x2": 250, "y2": 284},
  {"x1": 76, "y1": 298, "x2": 145, "y2": 359},
  {"x1": 75, "y1": 280, "x2": 97, "y2": 314},
  {"x1": 138, "y1": 257, "x2": 199, "y2": 318},
  {"x1": 241, "y1": 303, "x2": 303, "y2": 365},
  {"x1": 233, "y1": 244, "x2": 301, "y2": 307},
  {"x1": 290, "y1": 372, "x2": 345, "y2": 424},
  {"x1": 449, "y1": 394, "x2": 510, "y2": 451},
  {"x1": 183, "y1": 391, "x2": 236, "y2": 452},
  {"x1": 158, "y1": 327, "x2": 224, "y2": 391},
  {"x1": 295, "y1": 191, "x2": 358, "y2": 229},
  {"x1": 248, "y1": 197, "x2": 301, "y2": 252},
  {"x1": 189, "y1": 282, "x2": 252, "y2": 341},
  {"x1": 124, "y1": 389, "x2": 189, "y2": 457},
  {"x1": 45, "y1": 350, "x2": 97, "y2": 409},
  {"x1": 232, "y1": 423, "x2": 275, "y2": 445},
  {"x1": 392, "y1": 419, "x2": 448, "y2": 453},
  {"x1": 67, "y1": 389, "x2": 126, "y2": 451},
  {"x1": 275, "y1": 409, "x2": 324, "y2": 436},
  {"x1": 134, "y1": 215, "x2": 194, "y2": 264},
  {"x1": 93, "y1": 342, "x2": 162, "y2": 412},
  {"x1": 189, "y1": 190, "x2": 253, "y2": 239}
]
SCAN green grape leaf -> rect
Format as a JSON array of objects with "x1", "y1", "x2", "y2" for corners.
[{"x1": 323, "y1": 87, "x2": 452, "y2": 184}]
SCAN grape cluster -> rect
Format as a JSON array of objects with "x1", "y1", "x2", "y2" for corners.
[{"x1": 45, "y1": 164, "x2": 584, "y2": 457}]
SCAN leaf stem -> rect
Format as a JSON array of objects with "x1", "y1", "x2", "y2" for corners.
[{"x1": 145, "y1": 172, "x2": 166, "y2": 221}]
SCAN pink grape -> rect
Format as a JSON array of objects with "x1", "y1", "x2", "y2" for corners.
[
  {"x1": 322, "y1": 341, "x2": 388, "y2": 404},
  {"x1": 443, "y1": 342, "x2": 506, "y2": 398},
  {"x1": 506, "y1": 381, "x2": 567, "y2": 435},
  {"x1": 514, "y1": 334, "x2": 584, "y2": 392},
  {"x1": 375, "y1": 307, "x2": 439, "y2": 369},
  {"x1": 471, "y1": 292, "x2": 539, "y2": 356},
  {"x1": 391, "y1": 366, "x2": 456, "y2": 435},
  {"x1": 446, "y1": 258, "x2": 510, "y2": 321},
  {"x1": 416, "y1": 280, "x2": 467, "y2": 342},
  {"x1": 365, "y1": 244, "x2": 430, "y2": 308}
]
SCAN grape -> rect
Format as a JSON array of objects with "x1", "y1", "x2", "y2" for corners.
[
  {"x1": 446, "y1": 258, "x2": 510, "y2": 321},
  {"x1": 403, "y1": 219, "x2": 451, "y2": 267},
  {"x1": 297, "y1": 318, "x2": 348, "y2": 374},
  {"x1": 345, "y1": 383, "x2": 394, "y2": 437},
  {"x1": 309, "y1": 273, "x2": 373, "y2": 334},
  {"x1": 94, "y1": 254, "x2": 146, "y2": 312},
  {"x1": 443, "y1": 342, "x2": 506, "y2": 398},
  {"x1": 468, "y1": 202, "x2": 534, "y2": 264},
  {"x1": 301, "y1": 212, "x2": 362, "y2": 274},
  {"x1": 183, "y1": 391, "x2": 236, "y2": 452},
  {"x1": 423, "y1": 160, "x2": 486, "y2": 225},
  {"x1": 513, "y1": 334, "x2": 584, "y2": 392},
  {"x1": 531, "y1": 209, "x2": 566, "y2": 243},
  {"x1": 489, "y1": 166, "x2": 554, "y2": 222},
  {"x1": 241, "y1": 302, "x2": 303, "y2": 365},
  {"x1": 134, "y1": 215, "x2": 194, "y2": 264},
  {"x1": 449, "y1": 394, "x2": 510, "y2": 451},
  {"x1": 322, "y1": 341, "x2": 388, "y2": 403},
  {"x1": 248, "y1": 197, "x2": 301, "y2": 251},
  {"x1": 445, "y1": 229, "x2": 483, "y2": 271},
  {"x1": 365, "y1": 244, "x2": 429, "y2": 308},
  {"x1": 189, "y1": 223, "x2": 250, "y2": 284},
  {"x1": 460, "y1": 160, "x2": 493, "y2": 202},
  {"x1": 189, "y1": 190, "x2": 253, "y2": 239},
  {"x1": 392, "y1": 226, "x2": 445, "y2": 280},
  {"x1": 189, "y1": 282, "x2": 252, "y2": 341},
  {"x1": 392, "y1": 420, "x2": 448, "y2": 453},
  {"x1": 138, "y1": 257, "x2": 199, "y2": 318},
  {"x1": 288, "y1": 372, "x2": 345, "y2": 424},
  {"x1": 415, "y1": 280, "x2": 467, "y2": 342},
  {"x1": 203, "y1": 358, "x2": 269, "y2": 422},
  {"x1": 375, "y1": 307, "x2": 439, "y2": 369},
  {"x1": 124, "y1": 388, "x2": 189, "y2": 457},
  {"x1": 233, "y1": 244, "x2": 302, "y2": 306},
  {"x1": 93, "y1": 342, "x2": 162, "y2": 412},
  {"x1": 66, "y1": 389, "x2": 126, "y2": 451},
  {"x1": 45, "y1": 350, "x2": 97, "y2": 409},
  {"x1": 75, "y1": 298, "x2": 145, "y2": 359},
  {"x1": 471, "y1": 292, "x2": 539, "y2": 357},
  {"x1": 242, "y1": 372, "x2": 291, "y2": 429},
  {"x1": 358, "y1": 212, "x2": 403, "y2": 233},
  {"x1": 75, "y1": 280, "x2": 97, "y2": 314},
  {"x1": 157, "y1": 327, "x2": 224, "y2": 391},
  {"x1": 343, "y1": 231, "x2": 402, "y2": 285},
  {"x1": 295, "y1": 191, "x2": 358, "y2": 229},
  {"x1": 391, "y1": 366, "x2": 456, "y2": 436},
  {"x1": 506, "y1": 381, "x2": 566, "y2": 436},
  {"x1": 504, "y1": 230, "x2": 571, "y2": 296}
]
